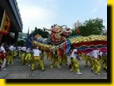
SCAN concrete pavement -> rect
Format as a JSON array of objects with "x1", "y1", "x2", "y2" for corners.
[{"x1": 0, "y1": 57, "x2": 107, "y2": 79}]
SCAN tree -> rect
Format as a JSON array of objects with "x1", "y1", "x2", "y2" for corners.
[
  {"x1": 17, "y1": 40, "x2": 25, "y2": 46},
  {"x1": 31, "y1": 27, "x2": 49, "y2": 38},
  {"x1": 70, "y1": 29, "x2": 76, "y2": 36},
  {"x1": 79, "y1": 18, "x2": 105, "y2": 36},
  {"x1": 69, "y1": 28, "x2": 80, "y2": 37}
]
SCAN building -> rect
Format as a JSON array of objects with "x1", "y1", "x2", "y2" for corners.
[
  {"x1": 102, "y1": 28, "x2": 107, "y2": 35},
  {"x1": 73, "y1": 20, "x2": 81, "y2": 29},
  {"x1": 72, "y1": 20, "x2": 81, "y2": 35},
  {"x1": 0, "y1": 0, "x2": 23, "y2": 45}
]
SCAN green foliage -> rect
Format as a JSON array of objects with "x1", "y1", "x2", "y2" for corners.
[
  {"x1": 31, "y1": 27, "x2": 49, "y2": 38},
  {"x1": 17, "y1": 40, "x2": 25, "y2": 46},
  {"x1": 70, "y1": 29, "x2": 76, "y2": 36},
  {"x1": 79, "y1": 18, "x2": 105, "y2": 36}
]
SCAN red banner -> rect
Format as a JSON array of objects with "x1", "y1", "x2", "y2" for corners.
[{"x1": 0, "y1": 10, "x2": 11, "y2": 35}]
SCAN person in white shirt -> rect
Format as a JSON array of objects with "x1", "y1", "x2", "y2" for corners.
[
  {"x1": 99, "y1": 51, "x2": 103, "y2": 57},
  {"x1": 91, "y1": 50, "x2": 99, "y2": 59},
  {"x1": 33, "y1": 48, "x2": 41, "y2": 56},
  {"x1": 31, "y1": 46, "x2": 44, "y2": 71},
  {"x1": 21, "y1": 46, "x2": 26, "y2": 52},
  {"x1": 71, "y1": 49, "x2": 77, "y2": 59},
  {"x1": 91, "y1": 49, "x2": 101, "y2": 75},
  {"x1": 9, "y1": 45, "x2": 14, "y2": 51},
  {"x1": 70, "y1": 48, "x2": 82, "y2": 74}
]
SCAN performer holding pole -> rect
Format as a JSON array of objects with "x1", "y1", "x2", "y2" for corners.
[
  {"x1": 50, "y1": 46, "x2": 61, "y2": 69},
  {"x1": 70, "y1": 47, "x2": 82, "y2": 74},
  {"x1": 31, "y1": 46, "x2": 44, "y2": 71},
  {"x1": 21, "y1": 45, "x2": 26, "y2": 65},
  {"x1": 7, "y1": 44, "x2": 14, "y2": 64},
  {"x1": 0, "y1": 43, "x2": 6, "y2": 70},
  {"x1": 25, "y1": 48, "x2": 32, "y2": 66},
  {"x1": 91, "y1": 49, "x2": 101, "y2": 75},
  {"x1": 102, "y1": 52, "x2": 107, "y2": 71}
]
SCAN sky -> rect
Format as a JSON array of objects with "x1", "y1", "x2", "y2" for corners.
[{"x1": 16, "y1": 0, "x2": 107, "y2": 33}]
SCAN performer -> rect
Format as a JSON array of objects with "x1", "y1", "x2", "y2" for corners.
[
  {"x1": 102, "y1": 52, "x2": 107, "y2": 71},
  {"x1": 0, "y1": 43, "x2": 6, "y2": 70},
  {"x1": 17, "y1": 46, "x2": 22, "y2": 58},
  {"x1": 13, "y1": 45, "x2": 17, "y2": 58},
  {"x1": 32, "y1": 46, "x2": 44, "y2": 71},
  {"x1": 85, "y1": 52, "x2": 93, "y2": 67},
  {"x1": 99, "y1": 48, "x2": 107, "y2": 72},
  {"x1": 25, "y1": 48, "x2": 32, "y2": 66},
  {"x1": 57, "y1": 46, "x2": 63, "y2": 65},
  {"x1": 80, "y1": 53, "x2": 86, "y2": 62},
  {"x1": 0, "y1": 51, "x2": 2, "y2": 69},
  {"x1": 21, "y1": 45, "x2": 26, "y2": 65},
  {"x1": 91, "y1": 49, "x2": 101, "y2": 75},
  {"x1": 50, "y1": 46, "x2": 61, "y2": 69},
  {"x1": 40, "y1": 49, "x2": 44, "y2": 61},
  {"x1": 62, "y1": 54, "x2": 68, "y2": 65},
  {"x1": 98, "y1": 51, "x2": 103, "y2": 68},
  {"x1": 45, "y1": 51, "x2": 49, "y2": 60},
  {"x1": 70, "y1": 48, "x2": 82, "y2": 74},
  {"x1": 47, "y1": 49, "x2": 53, "y2": 61},
  {"x1": 7, "y1": 44, "x2": 14, "y2": 64}
]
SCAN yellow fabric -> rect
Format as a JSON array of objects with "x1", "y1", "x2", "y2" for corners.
[
  {"x1": 62, "y1": 54, "x2": 68, "y2": 64},
  {"x1": 91, "y1": 58, "x2": 95, "y2": 71},
  {"x1": 103, "y1": 56, "x2": 107, "y2": 70},
  {"x1": 50, "y1": 57, "x2": 60, "y2": 68},
  {"x1": 58, "y1": 55, "x2": 62, "y2": 64},
  {"x1": 58, "y1": 54, "x2": 67, "y2": 65},
  {"x1": 13, "y1": 50, "x2": 17, "y2": 57},
  {"x1": 7, "y1": 51, "x2": 13, "y2": 64},
  {"x1": 19, "y1": 51, "x2": 21, "y2": 58},
  {"x1": 25, "y1": 53, "x2": 32, "y2": 64},
  {"x1": 91, "y1": 58, "x2": 101, "y2": 74},
  {"x1": 21, "y1": 52, "x2": 26, "y2": 64},
  {"x1": 81, "y1": 53, "x2": 86, "y2": 61},
  {"x1": 71, "y1": 58, "x2": 80, "y2": 72},
  {"x1": 0, "y1": 58, "x2": 3, "y2": 64},
  {"x1": 85, "y1": 56, "x2": 93, "y2": 67},
  {"x1": 31, "y1": 56, "x2": 44, "y2": 70},
  {"x1": 40, "y1": 52, "x2": 44, "y2": 61},
  {"x1": 94, "y1": 59, "x2": 101, "y2": 74}
]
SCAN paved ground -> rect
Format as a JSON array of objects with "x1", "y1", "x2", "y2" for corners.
[{"x1": 0, "y1": 57, "x2": 107, "y2": 79}]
